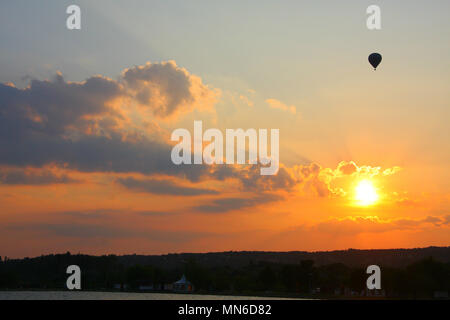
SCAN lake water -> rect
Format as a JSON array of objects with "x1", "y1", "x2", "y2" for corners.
[{"x1": 0, "y1": 291, "x2": 295, "y2": 300}]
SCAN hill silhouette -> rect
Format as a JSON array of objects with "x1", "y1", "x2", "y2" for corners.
[{"x1": 116, "y1": 246, "x2": 450, "y2": 269}]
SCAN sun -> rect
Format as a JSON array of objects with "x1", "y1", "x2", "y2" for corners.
[{"x1": 355, "y1": 180, "x2": 379, "y2": 206}]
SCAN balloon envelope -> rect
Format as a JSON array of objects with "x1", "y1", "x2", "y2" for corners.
[{"x1": 368, "y1": 53, "x2": 382, "y2": 70}]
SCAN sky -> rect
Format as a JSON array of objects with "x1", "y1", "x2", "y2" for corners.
[{"x1": 0, "y1": 1, "x2": 449, "y2": 258}]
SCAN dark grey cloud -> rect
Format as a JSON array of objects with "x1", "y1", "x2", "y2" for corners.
[
  {"x1": 422, "y1": 216, "x2": 444, "y2": 226},
  {"x1": 0, "y1": 74, "x2": 122, "y2": 138},
  {"x1": 0, "y1": 116, "x2": 209, "y2": 180},
  {"x1": 136, "y1": 210, "x2": 175, "y2": 216},
  {"x1": 236, "y1": 164, "x2": 297, "y2": 192},
  {"x1": 0, "y1": 66, "x2": 215, "y2": 182},
  {"x1": 6, "y1": 223, "x2": 210, "y2": 243},
  {"x1": 63, "y1": 209, "x2": 175, "y2": 218},
  {"x1": 116, "y1": 176, "x2": 219, "y2": 196},
  {"x1": 444, "y1": 215, "x2": 450, "y2": 225},
  {"x1": 0, "y1": 63, "x2": 297, "y2": 203},
  {"x1": 0, "y1": 167, "x2": 77, "y2": 185},
  {"x1": 60, "y1": 209, "x2": 118, "y2": 219},
  {"x1": 193, "y1": 193, "x2": 284, "y2": 213}
]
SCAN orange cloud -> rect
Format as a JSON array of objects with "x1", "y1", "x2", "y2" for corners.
[
  {"x1": 334, "y1": 161, "x2": 401, "y2": 178},
  {"x1": 265, "y1": 98, "x2": 297, "y2": 114},
  {"x1": 310, "y1": 215, "x2": 450, "y2": 235},
  {"x1": 0, "y1": 166, "x2": 78, "y2": 185}
]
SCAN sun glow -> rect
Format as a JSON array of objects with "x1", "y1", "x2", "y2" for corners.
[{"x1": 355, "y1": 180, "x2": 379, "y2": 206}]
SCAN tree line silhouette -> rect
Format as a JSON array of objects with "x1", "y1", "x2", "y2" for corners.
[{"x1": 0, "y1": 251, "x2": 449, "y2": 298}]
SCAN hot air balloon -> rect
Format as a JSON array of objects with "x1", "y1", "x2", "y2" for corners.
[{"x1": 368, "y1": 53, "x2": 382, "y2": 70}]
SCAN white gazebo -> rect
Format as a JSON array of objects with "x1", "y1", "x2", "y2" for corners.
[{"x1": 173, "y1": 275, "x2": 193, "y2": 293}]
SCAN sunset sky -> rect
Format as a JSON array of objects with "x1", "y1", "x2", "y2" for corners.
[{"x1": 0, "y1": 1, "x2": 449, "y2": 258}]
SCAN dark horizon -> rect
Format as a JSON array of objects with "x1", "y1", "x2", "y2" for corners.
[
  {"x1": 3, "y1": 246, "x2": 449, "y2": 268},
  {"x1": 1, "y1": 246, "x2": 449, "y2": 299}
]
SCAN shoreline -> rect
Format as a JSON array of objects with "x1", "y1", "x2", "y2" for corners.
[{"x1": 0, "y1": 290, "x2": 302, "y2": 300}]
